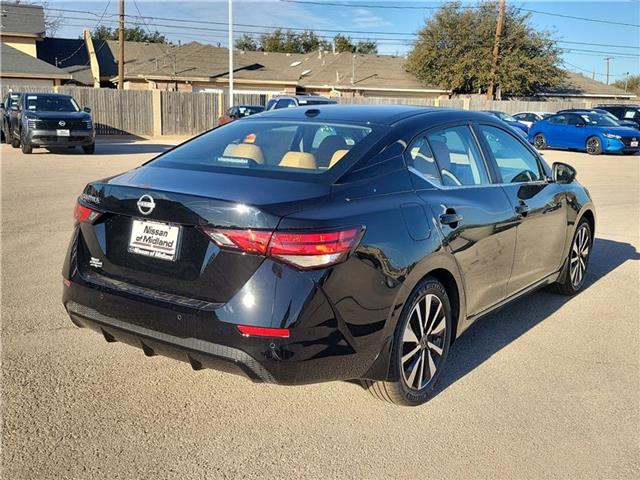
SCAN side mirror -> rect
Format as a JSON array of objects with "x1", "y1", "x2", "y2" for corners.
[
  {"x1": 83, "y1": 107, "x2": 91, "y2": 113},
  {"x1": 552, "y1": 162, "x2": 576, "y2": 184}
]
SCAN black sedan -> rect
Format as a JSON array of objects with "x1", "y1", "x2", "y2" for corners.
[{"x1": 62, "y1": 106, "x2": 595, "y2": 406}]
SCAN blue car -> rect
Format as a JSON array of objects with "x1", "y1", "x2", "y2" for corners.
[
  {"x1": 529, "y1": 112, "x2": 640, "y2": 155},
  {"x1": 482, "y1": 111, "x2": 529, "y2": 137}
]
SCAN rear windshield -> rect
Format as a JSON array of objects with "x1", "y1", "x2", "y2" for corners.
[{"x1": 151, "y1": 119, "x2": 382, "y2": 175}]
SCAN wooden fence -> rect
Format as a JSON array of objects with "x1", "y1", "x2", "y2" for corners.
[{"x1": 1, "y1": 83, "x2": 635, "y2": 137}]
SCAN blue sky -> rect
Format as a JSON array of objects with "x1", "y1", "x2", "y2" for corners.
[{"x1": 50, "y1": 0, "x2": 640, "y2": 85}]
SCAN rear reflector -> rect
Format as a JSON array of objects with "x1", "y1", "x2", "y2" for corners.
[
  {"x1": 237, "y1": 325, "x2": 290, "y2": 338},
  {"x1": 73, "y1": 201, "x2": 101, "y2": 224},
  {"x1": 200, "y1": 227, "x2": 362, "y2": 269}
]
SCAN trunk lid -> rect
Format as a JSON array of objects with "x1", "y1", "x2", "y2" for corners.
[{"x1": 77, "y1": 165, "x2": 330, "y2": 304}]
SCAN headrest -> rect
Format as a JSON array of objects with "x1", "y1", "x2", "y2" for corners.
[
  {"x1": 329, "y1": 149, "x2": 348, "y2": 168},
  {"x1": 222, "y1": 143, "x2": 264, "y2": 164},
  {"x1": 430, "y1": 139, "x2": 451, "y2": 169},
  {"x1": 316, "y1": 135, "x2": 348, "y2": 167},
  {"x1": 279, "y1": 151, "x2": 317, "y2": 169}
]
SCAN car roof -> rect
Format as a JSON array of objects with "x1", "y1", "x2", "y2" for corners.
[{"x1": 252, "y1": 104, "x2": 497, "y2": 126}]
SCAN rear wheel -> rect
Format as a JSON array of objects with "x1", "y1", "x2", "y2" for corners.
[
  {"x1": 82, "y1": 143, "x2": 95, "y2": 154},
  {"x1": 549, "y1": 218, "x2": 592, "y2": 295},
  {"x1": 533, "y1": 133, "x2": 547, "y2": 150},
  {"x1": 586, "y1": 136, "x2": 602, "y2": 155},
  {"x1": 361, "y1": 277, "x2": 452, "y2": 406}
]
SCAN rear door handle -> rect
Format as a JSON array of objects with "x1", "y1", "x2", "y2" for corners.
[
  {"x1": 515, "y1": 203, "x2": 530, "y2": 216},
  {"x1": 439, "y1": 212, "x2": 463, "y2": 226}
]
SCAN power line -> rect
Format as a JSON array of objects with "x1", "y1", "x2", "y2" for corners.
[{"x1": 280, "y1": 0, "x2": 640, "y2": 28}]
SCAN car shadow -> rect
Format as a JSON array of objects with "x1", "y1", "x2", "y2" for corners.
[{"x1": 431, "y1": 236, "x2": 639, "y2": 397}]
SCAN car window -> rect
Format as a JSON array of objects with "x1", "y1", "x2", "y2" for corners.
[
  {"x1": 623, "y1": 109, "x2": 638, "y2": 120},
  {"x1": 406, "y1": 136, "x2": 442, "y2": 186},
  {"x1": 151, "y1": 120, "x2": 381, "y2": 175},
  {"x1": 549, "y1": 115, "x2": 566, "y2": 125},
  {"x1": 479, "y1": 125, "x2": 543, "y2": 183},
  {"x1": 513, "y1": 113, "x2": 525, "y2": 121},
  {"x1": 274, "y1": 99, "x2": 296, "y2": 109},
  {"x1": 426, "y1": 126, "x2": 489, "y2": 186}
]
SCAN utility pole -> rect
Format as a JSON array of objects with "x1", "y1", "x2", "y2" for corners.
[
  {"x1": 487, "y1": 0, "x2": 505, "y2": 100},
  {"x1": 228, "y1": 0, "x2": 234, "y2": 107},
  {"x1": 604, "y1": 57, "x2": 613, "y2": 85},
  {"x1": 118, "y1": 0, "x2": 124, "y2": 90},
  {"x1": 624, "y1": 72, "x2": 630, "y2": 92}
]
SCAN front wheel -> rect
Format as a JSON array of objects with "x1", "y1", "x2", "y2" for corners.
[
  {"x1": 21, "y1": 138, "x2": 32, "y2": 154},
  {"x1": 586, "y1": 136, "x2": 602, "y2": 155},
  {"x1": 533, "y1": 133, "x2": 547, "y2": 150},
  {"x1": 549, "y1": 218, "x2": 592, "y2": 295},
  {"x1": 82, "y1": 143, "x2": 95, "y2": 154},
  {"x1": 10, "y1": 133, "x2": 20, "y2": 148},
  {"x1": 361, "y1": 277, "x2": 452, "y2": 406}
]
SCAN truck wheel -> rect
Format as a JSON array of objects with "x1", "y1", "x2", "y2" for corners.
[
  {"x1": 21, "y1": 139, "x2": 32, "y2": 154},
  {"x1": 82, "y1": 143, "x2": 95, "y2": 154},
  {"x1": 10, "y1": 133, "x2": 20, "y2": 148}
]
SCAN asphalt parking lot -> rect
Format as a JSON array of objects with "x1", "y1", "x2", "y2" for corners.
[{"x1": 1, "y1": 139, "x2": 639, "y2": 479}]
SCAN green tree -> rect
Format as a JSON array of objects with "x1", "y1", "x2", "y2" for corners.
[
  {"x1": 91, "y1": 25, "x2": 167, "y2": 43},
  {"x1": 406, "y1": 1, "x2": 564, "y2": 96},
  {"x1": 613, "y1": 74, "x2": 640, "y2": 95},
  {"x1": 333, "y1": 34, "x2": 378, "y2": 54}
]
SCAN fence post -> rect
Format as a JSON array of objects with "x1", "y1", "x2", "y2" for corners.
[
  {"x1": 433, "y1": 97, "x2": 440, "y2": 107},
  {"x1": 152, "y1": 90, "x2": 162, "y2": 137},
  {"x1": 463, "y1": 97, "x2": 470, "y2": 110},
  {"x1": 217, "y1": 91, "x2": 224, "y2": 120}
]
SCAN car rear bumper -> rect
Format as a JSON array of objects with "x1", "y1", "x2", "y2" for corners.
[
  {"x1": 26, "y1": 129, "x2": 94, "y2": 147},
  {"x1": 61, "y1": 260, "x2": 386, "y2": 385}
]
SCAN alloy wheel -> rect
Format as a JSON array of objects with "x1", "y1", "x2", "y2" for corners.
[
  {"x1": 586, "y1": 137, "x2": 600, "y2": 154},
  {"x1": 401, "y1": 293, "x2": 446, "y2": 390},
  {"x1": 570, "y1": 225, "x2": 590, "y2": 287},
  {"x1": 534, "y1": 134, "x2": 546, "y2": 149}
]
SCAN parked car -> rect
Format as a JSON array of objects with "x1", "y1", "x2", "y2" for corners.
[
  {"x1": 513, "y1": 111, "x2": 553, "y2": 128},
  {"x1": 218, "y1": 105, "x2": 265, "y2": 126},
  {"x1": 529, "y1": 111, "x2": 640, "y2": 155},
  {"x1": 482, "y1": 110, "x2": 529, "y2": 136},
  {"x1": 557, "y1": 108, "x2": 639, "y2": 129},
  {"x1": 7, "y1": 92, "x2": 95, "y2": 154},
  {"x1": 266, "y1": 94, "x2": 337, "y2": 110},
  {"x1": 596, "y1": 104, "x2": 640, "y2": 127},
  {"x1": 63, "y1": 105, "x2": 595, "y2": 406},
  {"x1": 1, "y1": 91, "x2": 20, "y2": 143}
]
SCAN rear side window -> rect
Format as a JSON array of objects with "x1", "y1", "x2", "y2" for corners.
[
  {"x1": 478, "y1": 125, "x2": 542, "y2": 183},
  {"x1": 426, "y1": 126, "x2": 490, "y2": 186},
  {"x1": 151, "y1": 120, "x2": 382, "y2": 175},
  {"x1": 549, "y1": 115, "x2": 566, "y2": 125},
  {"x1": 274, "y1": 99, "x2": 296, "y2": 109},
  {"x1": 406, "y1": 137, "x2": 442, "y2": 186}
]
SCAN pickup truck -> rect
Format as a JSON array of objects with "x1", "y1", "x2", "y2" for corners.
[{"x1": 6, "y1": 92, "x2": 95, "y2": 154}]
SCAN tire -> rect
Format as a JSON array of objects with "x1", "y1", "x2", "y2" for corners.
[
  {"x1": 82, "y1": 143, "x2": 95, "y2": 154},
  {"x1": 21, "y1": 138, "x2": 32, "y2": 154},
  {"x1": 549, "y1": 218, "x2": 592, "y2": 295},
  {"x1": 361, "y1": 277, "x2": 453, "y2": 406},
  {"x1": 586, "y1": 136, "x2": 602, "y2": 155},
  {"x1": 10, "y1": 132, "x2": 20, "y2": 148},
  {"x1": 533, "y1": 133, "x2": 547, "y2": 150}
]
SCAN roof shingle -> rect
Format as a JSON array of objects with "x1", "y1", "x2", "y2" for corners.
[{"x1": 0, "y1": 2, "x2": 45, "y2": 36}]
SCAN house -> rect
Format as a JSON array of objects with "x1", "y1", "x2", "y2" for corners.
[
  {"x1": 0, "y1": 3, "x2": 69, "y2": 86},
  {"x1": 535, "y1": 72, "x2": 636, "y2": 102}
]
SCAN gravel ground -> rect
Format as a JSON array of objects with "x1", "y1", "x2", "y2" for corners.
[{"x1": 1, "y1": 139, "x2": 639, "y2": 479}]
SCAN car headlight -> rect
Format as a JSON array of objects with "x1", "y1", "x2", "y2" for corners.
[{"x1": 603, "y1": 133, "x2": 621, "y2": 139}]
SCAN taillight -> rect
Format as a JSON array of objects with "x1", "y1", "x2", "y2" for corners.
[
  {"x1": 269, "y1": 229, "x2": 360, "y2": 269},
  {"x1": 200, "y1": 227, "x2": 362, "y2": 269},
  {"x1": 73, "y1": 201, "x2": 101, "y2": 223},
  {"x1": 200, "y1": 228, "x2": 271, "y2": 255}
]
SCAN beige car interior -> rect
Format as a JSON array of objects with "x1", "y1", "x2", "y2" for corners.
[
  {"x1": 279, "y1": 151, "x2": 318, "y2": 169},
  {"x1": 223, "y1": 143, "x2": 265, "y2": 164}
]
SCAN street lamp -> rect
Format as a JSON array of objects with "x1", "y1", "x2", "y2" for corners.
[{"x1": 228, "y1": 0, "x2": 234, "y2": 107}]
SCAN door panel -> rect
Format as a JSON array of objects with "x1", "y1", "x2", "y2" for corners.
[
  {"x1": 475, "y1": 124, "x2": 568, "y2": 294},
  {"x1": 419, "y1": 188, "x2": 517, "y2": 315},
  {"x1": 407, "y1": 124, "x2": 517, "y2": 316}
]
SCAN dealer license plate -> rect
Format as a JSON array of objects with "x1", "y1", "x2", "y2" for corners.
[
  {"x1": 57, "y1": 129, "x2": 70, "y2": 137},
  {"x1": 128, "y1": 219, "x2": 180, "y2": 261}
]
